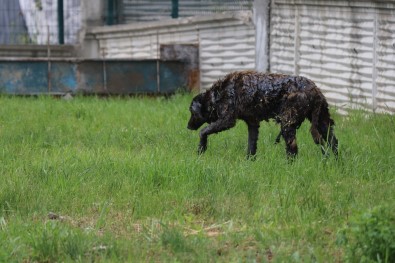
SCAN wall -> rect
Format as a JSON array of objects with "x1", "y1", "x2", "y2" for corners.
[
  {"x1": 270, "y1": 0, "x2": 395, "y2": 113},
  {"x1": 86, "y1": 11, "x2": 256, "y2": 91}
]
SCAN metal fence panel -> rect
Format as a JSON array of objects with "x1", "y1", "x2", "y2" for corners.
[{"x1": 376, "y1": 12, "x2": 395, "y2": 112}]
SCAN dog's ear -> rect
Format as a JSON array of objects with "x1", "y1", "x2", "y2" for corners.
[
  {"x1": 191, "y1": 100, "x2": 202, "y2": 113},
  {"x1": 191, "y1": 93, "x2": 204, "y2": 112}
]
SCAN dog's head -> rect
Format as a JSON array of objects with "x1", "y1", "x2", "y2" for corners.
[{"x1": 187, "y1": 94, "x2": 207, "y2": 130}]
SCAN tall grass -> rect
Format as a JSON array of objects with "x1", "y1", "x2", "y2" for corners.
[{"x1": 0, "y1": 94, "x2": 394, "y2": 262}]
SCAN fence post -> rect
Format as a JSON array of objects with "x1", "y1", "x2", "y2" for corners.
[
  {"x1": 171, "y1": 0, "x2": 179, "y2": 18},
  {"x1": 58, "y1": 0, "x2": 64, "y2": 44}
]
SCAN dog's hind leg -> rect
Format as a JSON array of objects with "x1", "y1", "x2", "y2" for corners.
[
  {"x1": 274, "y1": 131, "x2": 282, "y2": 144},
  {"x1": 319, "y1": 121, "x2": 338, "y2": 158},
  {"x1": 246, "y1": 122, "x2": 260, "y2": 158},
  {"x1": 328, "y1": 125, "x2": 338, "y2": 157},
  {"x1": 198, "y1": 118, "x2": 237, "y2": 154},
  {"x1": 310, "y1": 124, "x2": 326, "y2": 155}
]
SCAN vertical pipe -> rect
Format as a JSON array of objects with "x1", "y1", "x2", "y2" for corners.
[
  {"x1": 107, "y1": 0, "x2": 114, "y2": 25},
  {"x1": 372, "y1": 12, "x2": 378, "y2": 113},
  {"x1": 58, "y1": 0, "x2": 64, "y2": 44},
  {"x1": 47, "y1": 25, "x2": 52, "y2": 93},
  {"x1": 102, "y1": 48, "x2": 108, "y2": 94},
  {"x1": 156, "y1": 31, "x2": 160, "y2": 93},
  {"x1": 171, "y1": 0, "x2": 179, "y2": 19}
]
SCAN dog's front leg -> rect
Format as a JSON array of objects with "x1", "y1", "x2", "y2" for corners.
[
  {"x1": 247, "y1": 123, "x2": 260, "y2": 158},
  {"x1": 198, "y1": 132, "x2": 208, "y2": 154},
  {"x1": 281, "y1": 125, "x2": 298, "y2": 158},
  {"x1": 198, "y1": 118, "x2": 236, "y2": 154}
]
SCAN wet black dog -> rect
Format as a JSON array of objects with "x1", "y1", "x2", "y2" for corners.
[{"x1": 187, "y1": 70, "x2": 338, "y2": 158}]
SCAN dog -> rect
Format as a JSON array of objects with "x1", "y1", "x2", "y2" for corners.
[{"x1": 187, "y1": 70, "x2": 338, "y2": 158}]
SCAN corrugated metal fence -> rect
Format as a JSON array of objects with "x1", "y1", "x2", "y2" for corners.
[{"x1": 270, "y1": 0, "x2": 395, "y2": 113}]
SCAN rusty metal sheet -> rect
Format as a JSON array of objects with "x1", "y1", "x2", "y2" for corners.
[
  {"x1": 105, "y1": 60, "x2": 157, "y2": 95},
  {"x1": 159, "y1": 60, "x2": 188, "y2": 93},
  {"x1": 76, "y1": 61, "x2": 106, "y2": 94},
  {"x1": 49, "y1": 61, "x2": 77, "y2": 93},
  {"x1": 0, "y1": 61, "x2": 48, "y2": 94},
  {"x1": 0, "y1": 59, "x2": 188, "y2": 95}
]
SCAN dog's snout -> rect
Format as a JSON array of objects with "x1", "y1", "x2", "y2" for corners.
[{"x1": 187, "y1": 124, "x2": 197, "y2": 130}]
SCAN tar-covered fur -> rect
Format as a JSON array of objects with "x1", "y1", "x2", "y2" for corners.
[{"x1": 187, "y1": 70, "x2": 338, "y2": 158}]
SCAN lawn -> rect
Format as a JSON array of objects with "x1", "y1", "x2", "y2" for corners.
[{"x1": 0, "y1": 94, "x2": 394, "y2": 262}]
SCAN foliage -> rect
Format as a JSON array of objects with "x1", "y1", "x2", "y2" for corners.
[{"x1": 338, "y1": 205, "x2": 395, "y2": 263}]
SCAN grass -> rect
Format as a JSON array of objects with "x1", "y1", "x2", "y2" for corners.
[{"x1": 0, "y1": 94, "x2": 394, "y2": 262}]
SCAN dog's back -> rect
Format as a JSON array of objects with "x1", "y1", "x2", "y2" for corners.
[{"x1": 210, "y1": 71, "x2": 319, "y2": 121}]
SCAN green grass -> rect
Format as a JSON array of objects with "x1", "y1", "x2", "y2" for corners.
[{"x1": 0, "y1": 94, "x2": 394, "y2": 262}]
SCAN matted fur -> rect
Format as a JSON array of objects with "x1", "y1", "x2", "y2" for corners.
[{"x1": 187, "y1": 70, "x2": 338, "y2": 158}]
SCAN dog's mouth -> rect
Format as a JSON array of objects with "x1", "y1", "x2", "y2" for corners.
[
  {"x1": 187, "y1": 120, "x2": 204, "y2": 130},
  {"x1": 187, "y1": 124, "x2": 199, "y2": 130},
  {"x1": 187, "y1": 115, "x2": 206, "y2": 130}
]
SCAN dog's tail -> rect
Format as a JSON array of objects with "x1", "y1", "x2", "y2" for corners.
[{"x1": 309, "y1": 88, "x2": 338, "y2": 157}]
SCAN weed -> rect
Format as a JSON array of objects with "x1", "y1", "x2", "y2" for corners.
[{"x1": 338, "y1": 204, "x2": 395, "y2": 262}]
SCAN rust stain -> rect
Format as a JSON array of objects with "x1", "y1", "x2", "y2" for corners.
[{"x1": 188, "y1": 69, "x2": 200, "y2": 92}]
